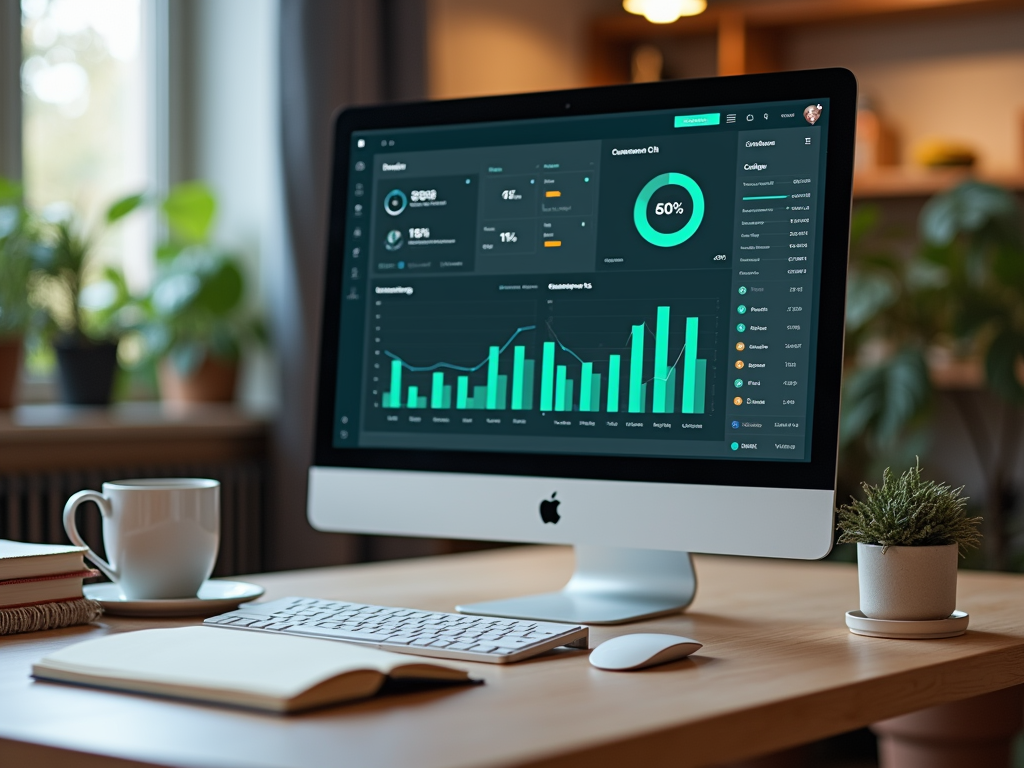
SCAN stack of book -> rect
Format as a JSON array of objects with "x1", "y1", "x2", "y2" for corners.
[{"x1": 0, "y1": 539, "x2": 103, "y2": 636}]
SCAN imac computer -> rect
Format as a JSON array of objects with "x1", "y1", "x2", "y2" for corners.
[{"x1": 310, "y1": 68, "x2": 857, "y2": 624}]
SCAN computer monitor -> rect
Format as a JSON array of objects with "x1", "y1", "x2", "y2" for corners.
[{"x1": 310, "y1": 68, "x2": 857, "y2": 624}]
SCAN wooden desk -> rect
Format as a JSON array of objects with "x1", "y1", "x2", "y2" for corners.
[{"x1": 1, "y1": 546, "x2": 1023, "y2": 768}]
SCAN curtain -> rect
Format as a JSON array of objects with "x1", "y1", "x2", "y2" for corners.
[{"x1": 268, "y1": 0, "x2": 426, "y2": 570}]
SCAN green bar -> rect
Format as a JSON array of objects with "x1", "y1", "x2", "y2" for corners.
[
  {"x1": 416, "y1": 396, "x2": 427, "y2": 409},
  {"x1": 694, "y1": 359, "x2": 706, "y2": 415},
  {"x1": 456, "y1": 376, "x2": 469, "y2": 409},
  {"x1": 442, "y1": 385, "x2": 452, "y2": 409},
  {"x1": 555, "y1": 366, "x2": 567, "y2": 411},
  {"x1": 406, "y1": 386, "x2": 418, "y2": 409},
  {"x1": 523, "y1": 359, "x2": 535, "y2": 410},
  {"x1": 674, "y1": 113, "x2": 720, "y2": 127},
  {"x1": 486, "y1": 346, "x2": 499, "y2": 409},
  {"x1": 389, "y1": 360, "x2": 403, "y2": 408},
  {"x1": 653, "y1": 306, "x2": 670, "y2": 413},
  {"x1": 665, "y1": 367, "x2": 676, "y2": 415},
  {"x1": 628, "y1": 324, "x2": 644, "y2": 413},
  {"x1": 580, "y1": 362, "x2": 593, "y2": 411},
  {"x1": 473, "y1": 385, "x2": 488, "y2": 410},
  {"x1": 590, "y1": 373, "x2": 601, "y2": 415},
  {"x1": 431, "y1": 372, "x2": 445, "y2": 409},
  {"x1": 640, "y1": 382, "x2": 647, "y2": 414},
  {"x1": 682, "y1": 317, "x2": 699, "y2": 413},
  {"x1": 742, "y1": 195, "x2": 788, "y2": 200},
  {"x1": 607, "y1": 355, "x2": 620, "y2": 413},
  {"x1": 540, "y1": 342, "x2": 555, "y2": 411},
  {"x1": 565, "y1": 379, "x2": 574, "y2": 412},
  {"x1": 496, "y1": 375, "x2": 508, "y2": 410},
  {"x1": 511, "y1": 346, "x2": 525, "y2": 410}
]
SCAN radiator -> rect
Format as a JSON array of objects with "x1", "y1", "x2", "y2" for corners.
[{"x1": 0, "y1": 463, "x2": 264, "y2": 577}]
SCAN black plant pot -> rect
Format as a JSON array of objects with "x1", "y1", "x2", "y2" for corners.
[{"x1": 53, "y1": 338, "x2": 119, "y2": 406}]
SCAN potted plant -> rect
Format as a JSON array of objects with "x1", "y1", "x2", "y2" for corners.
[
  {"x1": 132, "y1": 182, "x2": 265, "y2": 404},
  {"x1": 0, "y1": 179, "x2": 38, "y2": 408},
  {"x1": 30, "y1": 198, "x2": 137, "y2": 405},
  {"x1": 837, "y1": 462, "x2": 982, "y2": 621},
  {"x1": 840, "y1": 182, "x2": 1024, "y2": 569}
]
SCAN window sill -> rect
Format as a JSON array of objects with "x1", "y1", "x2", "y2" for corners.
[{"x1": 0, "y1": 402, "x2": 269, "y2": 472}]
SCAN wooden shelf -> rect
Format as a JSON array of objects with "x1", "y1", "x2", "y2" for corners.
[
  {"x1": 588, "y1": 0, "x2": 1023, "y2": 82},
  {"x1": 853, "y1": 168, "x2": 1024, "y2": 199}
]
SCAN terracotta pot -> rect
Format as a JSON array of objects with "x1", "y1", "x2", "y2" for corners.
[
  {"x1": 53, "y1": 337, "x2": 119, "y2": 406},
  {"x1": 159, "y1": 356, "x2": 238, "y2": 404},
  {"x1": 857, "y1": 542, "x2": 957, "y2": 621},
  {"x1": 872, "y1": 685, "x2": 1024, "y2": 768},
  {"x1": 0, "y1": 336, "x2": 22, "y2": 409}
]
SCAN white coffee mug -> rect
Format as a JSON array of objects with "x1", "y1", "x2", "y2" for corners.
[{"x1": 63, "y1": 478, "x2": 220, "y2": 600}]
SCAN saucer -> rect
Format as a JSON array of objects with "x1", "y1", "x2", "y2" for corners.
[
  {"x1": 845, "y1": 609, "x2": 969, "y2": 639},
  {"x1": 84, "y1": 580, "x2": 265, "y2": 618}
]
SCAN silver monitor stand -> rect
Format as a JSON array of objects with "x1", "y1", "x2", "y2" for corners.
[{"x1": 456, "y1": 546, "x2": 696, "y2": 625}]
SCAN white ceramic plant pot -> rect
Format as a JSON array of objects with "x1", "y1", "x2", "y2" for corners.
[{"x1": 857, "y1": 542, "x2": 958, "y2": 621}]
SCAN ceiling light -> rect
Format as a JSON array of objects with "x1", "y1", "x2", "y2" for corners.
[{"x1": 623, "y1": 0, "x2": 707, "y2": 24}]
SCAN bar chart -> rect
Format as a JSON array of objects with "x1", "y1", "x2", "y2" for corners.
[{"x1": 381, "y1": 303, "x2": 714, "y2": 416}]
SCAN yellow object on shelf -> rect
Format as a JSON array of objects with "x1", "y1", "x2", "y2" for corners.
[{"x1": 914, "y1": 139, "x2": 976, "y2": 168}]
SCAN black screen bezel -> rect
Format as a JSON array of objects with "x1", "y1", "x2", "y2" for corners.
[{"x1": 314, "y1": 68, "x2": 856, "y2": 491}]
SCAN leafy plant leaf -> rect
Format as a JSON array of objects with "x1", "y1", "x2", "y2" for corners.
[
  {"x1": 846, "y1": 271, "x2": 898, "y2": 331},
  {"x1": 106, "y1": 192, "x2": 146, "y2": 224},
  {"x1": 985, "y1": 330, "x2": 1024, "y2": 404},
  {"x1": 836, "y1": 461, "x2": 981, "y2": 553},
  {"x1": 193, "y1": 259, "x2": 243, "y2": 314},
  {"x1": 921, "y1": 182, "x2": 1017, "y2": 246},
  {"x1": 162, "y1": 182, "x2": 216, "y2": 244},
  {"x1": 0, "y1": 178, "x2": 22, "y2": 206}
]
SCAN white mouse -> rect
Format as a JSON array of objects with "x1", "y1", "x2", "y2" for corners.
[{"x1": 588, "y1": 633, "x2": 702, "y2": 671}]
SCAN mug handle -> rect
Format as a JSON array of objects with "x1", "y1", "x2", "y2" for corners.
[{"x1": 63, "y1": 490, "x2": 119, "y2": 582}]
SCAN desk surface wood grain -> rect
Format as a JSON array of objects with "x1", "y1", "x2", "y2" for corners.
[{"x1": 1, "y1": 546, "x2": 1023, "y2": 768}]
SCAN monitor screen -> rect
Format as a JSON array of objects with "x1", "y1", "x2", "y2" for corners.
[{"x1": 330, "y1": 98, "x2": 831, "y2": 464}]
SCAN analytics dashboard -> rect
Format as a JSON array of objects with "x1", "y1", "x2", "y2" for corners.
[{"x1": 332, "y1": 99, "x2": 830, "y2": 462}]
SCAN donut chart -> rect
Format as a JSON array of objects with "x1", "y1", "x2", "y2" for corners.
[
  {"x1": 384, "y1": 189, "x2": 408, "y2": 217},
  {"x1": 633, "y1": 172, "x2": 705, "y2": 247}
]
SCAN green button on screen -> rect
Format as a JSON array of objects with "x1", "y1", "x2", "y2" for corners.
[{"x1": 674, "y1": 113, "x2": 720, "y2": 128}]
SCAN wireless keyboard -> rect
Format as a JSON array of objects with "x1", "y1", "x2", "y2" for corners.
[{"x1": 205, "y1": 597, "x2": 589, "y2": 664}]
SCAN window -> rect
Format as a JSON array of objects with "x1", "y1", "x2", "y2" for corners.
[{"x1": 20, "y1": 0, "x2": 153, "y2": 289}]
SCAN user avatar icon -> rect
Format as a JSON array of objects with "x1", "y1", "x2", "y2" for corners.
[{"x1": 803, "y1": 104, "x2": 822, "y2": 125}]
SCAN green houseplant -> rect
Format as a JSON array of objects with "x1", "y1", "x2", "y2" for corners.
[
  {"x1": 840, "y1": 181, "x2": 1024, "y2": 570},
  {"x1": 837, "y1": 462, "x2": 981, "y2": 621},
  {"x1": 0, "y1": 179, "x2": 38, "y2": 407},
  {"x1": 131, "y1": 182, "x2": 264, "y2": 403},
  {"x1": 30, "y1": 198, "x2": 137, "y2": 405}
]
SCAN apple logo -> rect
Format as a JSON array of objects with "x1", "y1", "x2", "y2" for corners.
[{"x1": 539, "y1": 492, "x2": 561, "y2": 524}]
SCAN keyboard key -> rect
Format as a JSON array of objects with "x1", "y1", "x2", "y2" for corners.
[
  {"x1": 492, "y1": 637, "x2": 534, "y2": 649},
  {"x1": 301, "y1": 628, "x2": 390, "y2": 642},
  {"x1": 469, "y1": 645, "x2": 497, "y2": 653}
]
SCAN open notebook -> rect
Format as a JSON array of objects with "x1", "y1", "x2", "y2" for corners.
[{"x1": 33, "y1": 626, "x2": 477, "y2": 713}]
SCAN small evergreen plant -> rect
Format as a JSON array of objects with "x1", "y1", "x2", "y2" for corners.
[{"x1": 836, "y1": 462, "x2": 982, "y2": 554}]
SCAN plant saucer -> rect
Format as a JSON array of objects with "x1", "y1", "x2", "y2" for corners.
[{"x1": 845, "y1": 609, "x2": 969, "y2": 639}]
